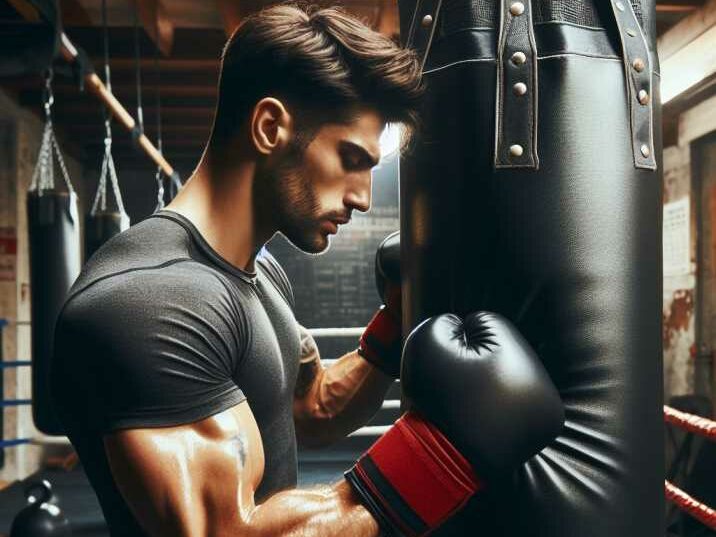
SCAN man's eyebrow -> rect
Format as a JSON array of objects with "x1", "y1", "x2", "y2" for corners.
[{"x1": 340, "y1": 140, "x2": 381, "y2": 167}]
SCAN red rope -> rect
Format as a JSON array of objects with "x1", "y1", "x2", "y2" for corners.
[
  {"x1": 664, "y1": 405, "x2": 716, "y2": 440},
  {"x1": 665, "y1": 480, "x2": 716, "y2": 529}
]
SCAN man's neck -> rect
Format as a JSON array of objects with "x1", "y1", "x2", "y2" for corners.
[{"x1": 165, "y1": 155, "x2": 274, "y2": 273}]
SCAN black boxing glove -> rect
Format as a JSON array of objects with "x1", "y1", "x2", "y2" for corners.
[
  {"x1": 346, "y1": 311, "x2": 564, "y2": 536},
  {"x1": 358, "y1": 231, "x2": 402, "y2": 377}
]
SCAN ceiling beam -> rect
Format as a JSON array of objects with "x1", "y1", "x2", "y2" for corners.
[
  {"x1": 59, "y1": 0, "x2": 92, "y2": 26},
  {"x1": 658, "y1": 0, "x2": 716, "y2": 102},
  {"x1": 126, "y1": 0, "x2": 175, "y2": 57},
  {"x1": 658, "y1": 0, "x2": 716, "y2": 61},
  {"x1": 377, "y1": 0, "x2": 399, "y2": 38}
]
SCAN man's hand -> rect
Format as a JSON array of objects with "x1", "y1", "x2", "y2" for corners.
[{"x1": 358, "y1": 231, "x2": 402, "y2": 377}]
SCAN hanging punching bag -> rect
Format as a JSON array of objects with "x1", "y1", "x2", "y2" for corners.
[
  {"x1": 28, "y1": 78, "x2": 82, "y2": 435},
  {"x1": 84, "y1": 210, "x2": 129, "y2": 259},
  {"x1": 28, "y1": 191, "x2": 81, "y2": 435},
  {"x1": 398, "y1": 1, "x2": 662, "y2": 536}
]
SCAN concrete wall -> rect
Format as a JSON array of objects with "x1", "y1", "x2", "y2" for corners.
[
  {"x1": 0, "y1": 89, "x2": 86, "y2": 484},
  {"x1": 662, "y1": 145, "x2": 697, "y2": 399},
  {"x1": 663, "y1": 90, "x2": 716, "y2": 408}
]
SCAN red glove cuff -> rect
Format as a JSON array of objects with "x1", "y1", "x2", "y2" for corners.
[
  {"x1": 359, "y1": 306, "x2": 402, "y2": 378},
  {"x1": 345, "y1": 412, "x2": 482, "y2": 536}
]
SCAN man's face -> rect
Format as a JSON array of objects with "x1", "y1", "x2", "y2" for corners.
[{"x1": 264, "y1": 109, "x2": 384, "y2": 254}]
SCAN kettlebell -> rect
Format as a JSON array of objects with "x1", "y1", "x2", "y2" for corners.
[{"x1": 9, "y1": 480, "x2": 72, "y2": 537}]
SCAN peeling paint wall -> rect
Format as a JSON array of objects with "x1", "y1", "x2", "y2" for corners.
[{"x1": 662, "y1": 145, "x2": 697, "y2": 399}]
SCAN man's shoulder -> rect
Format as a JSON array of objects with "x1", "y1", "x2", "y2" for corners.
[{"x1": 62, "y1": 258, "x2": 238, "y2": 329}]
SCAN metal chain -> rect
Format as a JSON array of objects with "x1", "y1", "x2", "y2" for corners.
[
  {"x1": 90, "y1": 0, "x2": 127, "y2": 217},
  {"x1": 30, "y1": 70, "x2": 75, "y2": 194}
]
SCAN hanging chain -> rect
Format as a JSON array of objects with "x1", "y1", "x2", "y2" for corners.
[
  {"x1": 30, "y1": 69, "x2": 75, "y2": 194},
  {"x1": 153, "y1": 11, "x2": 166, "y2": 211},
  {"x1": 90, "y1": 0, "x2": 126, "y2": 217}
]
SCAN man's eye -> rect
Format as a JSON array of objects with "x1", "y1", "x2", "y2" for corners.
[{"x1": 343, "y1": 155, "x2": 362, "y2": 170}]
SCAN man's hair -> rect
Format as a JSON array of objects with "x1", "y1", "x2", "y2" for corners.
[{"x1": 209, "y1": 3, "x2": 423, "y2": 152}]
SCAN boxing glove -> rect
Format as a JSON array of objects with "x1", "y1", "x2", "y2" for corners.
[
  {"x1": 345, "y1": 311, "x2": 564, "y2": 536},
  {"x1": 359, "y1": 231, "x2": 402, "y2": 377}
]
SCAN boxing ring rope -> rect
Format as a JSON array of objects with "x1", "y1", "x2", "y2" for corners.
[{"x1": 663, "y1": 404, "x2": 716, "y2": 530}]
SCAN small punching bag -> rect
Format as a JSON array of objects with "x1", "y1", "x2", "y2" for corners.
[
  {"x1": 399, "y1": 1, "x2": 662, "y2": 536},
  {"x1": 27, "y1": 73, "x2": 82, "y2": 435},
  {"x1": 85, "y1": 4, "x2": 130, "y2": 259},
  {"x1": 84, "y1": 127, "x2": 129, "y2": 259}
]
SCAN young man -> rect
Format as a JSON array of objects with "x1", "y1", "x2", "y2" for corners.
[{"x1": 51, "y1": 5, "x2": 563, "y2": 536}]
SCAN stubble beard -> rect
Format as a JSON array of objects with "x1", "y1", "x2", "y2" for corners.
[{"x1": 256, "y1": 146, "x2": 328, "y2": 254}]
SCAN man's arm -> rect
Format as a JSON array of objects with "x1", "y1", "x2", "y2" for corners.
[
  {"x1": 293, "y1": 326, "x2": 394, "y2": 448},
  {"x1": 105, "y1": 401, "x2": 379, "y2": 537}
]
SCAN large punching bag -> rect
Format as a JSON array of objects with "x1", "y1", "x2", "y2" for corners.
[
  {"x1": 398, "y1": 1, "x2": 663, "y2": 536},
  {"x1": 28, "y1": 82, "x2": 82, "y2": 434}
]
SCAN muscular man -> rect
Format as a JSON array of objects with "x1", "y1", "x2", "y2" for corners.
[{"x1": 51, "y1": 5, "x2": 563, "y2": 537}]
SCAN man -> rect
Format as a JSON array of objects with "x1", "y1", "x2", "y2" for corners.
[{"x1": 51, "y1": 5, "x2": 563, "y2": 536}]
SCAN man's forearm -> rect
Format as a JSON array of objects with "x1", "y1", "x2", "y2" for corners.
[
  {"x1": 294, "y1": 350, "x2": 394, "y2": 447},
  {"x1": 244, "y1": 480, "x2": 379, "y2": 537}
]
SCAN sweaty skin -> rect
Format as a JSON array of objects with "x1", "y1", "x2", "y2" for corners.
[
  {"x1": 103, "y1": 102, "x2": 397, "y2": 535},
  {"x1": 105, "y1": 401, "x2": 381, "y2": 537}
]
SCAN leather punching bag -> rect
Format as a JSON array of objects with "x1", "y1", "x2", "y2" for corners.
[
  {"x1": 85, "y1": 210, "x2": 129, "y2": 259},
  {"x1": 28, "y1": 191, "x2": 81, "y2": 435},
  {"x1": 398, "y1": 1, "x2": 663, "y2": 536}
]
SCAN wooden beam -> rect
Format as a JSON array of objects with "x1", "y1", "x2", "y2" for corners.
[
  {"x1": 658, "y1": 0, "x2": 716, "y2": 102},
  {"x1": 59, "y1": 0, "x2": 92, "y2": 26},
  {"x1": 377, "y1": 0, "x2": 399, "y2": 38},
  {"x1": 126, "y1": 0, "x2": 174, "y2": 57},
  {"x1": 678, "y1": 81, "x2": 716, "y2": 145},
  {"x1": 215, "y1": 0, "x2": 270, "y2": 36},
  {"x1": 658, "y1": 0, "x2": 716, "y2": 61}
]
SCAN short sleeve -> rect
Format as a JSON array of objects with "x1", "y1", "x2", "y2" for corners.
[{"x1": 52, "y1": 261, "x2": 248, "y2": 433}]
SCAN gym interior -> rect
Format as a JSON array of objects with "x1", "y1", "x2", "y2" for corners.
[{"x1": 0, "y1": 1, "x2": 715, "y2": 536}]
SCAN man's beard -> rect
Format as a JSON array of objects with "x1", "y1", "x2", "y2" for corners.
[{"x1": 254, "y1": 144, "x2": 330, "y2": 254}]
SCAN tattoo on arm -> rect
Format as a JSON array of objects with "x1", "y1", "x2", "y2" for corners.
[{"x1": 231, "y1": 430, "x2": 249, "y2": 469}]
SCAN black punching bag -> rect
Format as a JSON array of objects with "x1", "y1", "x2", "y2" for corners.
[
  {"x1": 28, "y1": 191, "x2": 81, "y2": 434},
  {"x1": 85, "y1": 211, "x2": 129, "y2": 259},
  {"x1": 398, "y1": 1, "x2": 662, "y2": 536}
]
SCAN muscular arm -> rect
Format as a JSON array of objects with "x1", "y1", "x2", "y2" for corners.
[
  {"x1": 293, "y1": 326, "x2": 394, "y2": 448},
  {"x1": 104, "y1": 402, "x2": 379, "y2": 537}
]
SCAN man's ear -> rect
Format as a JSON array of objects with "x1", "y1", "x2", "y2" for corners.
[{"x1": 250, "y1": 97, "x2": 292, "y2": 156}]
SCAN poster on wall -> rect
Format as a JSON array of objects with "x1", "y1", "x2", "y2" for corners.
[{"x1": 663, "y1": 198, "x2": 691, "y2": 277}]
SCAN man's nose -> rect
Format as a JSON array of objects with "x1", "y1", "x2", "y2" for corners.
[{"x1": 345, "y1": 172, "x2": 372, "y2": 213}]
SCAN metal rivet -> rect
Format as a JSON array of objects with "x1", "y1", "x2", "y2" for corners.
[
  {"x1": 638, "y1": 89, "x2": 650, "y2": 105},
  {"x1": 511, "y1": 51, "x2": 527, "y2": 65},
  {"x1": 640, "y1": 144, "x2": 651, "y2": 158},
  {"x1": 632, "y1": 58, "x2": 645, "y2": 72},
  {"x1": 421, "y1": 14, "x2": 433, "y2": 27},
  {"x1": 513, "y1": 82, "x2": 527, "y2": 96},
  {"x1": 509, "y1": 144, "x2": 524, "y2": 157},
  {"x1": 510, "y1": 2, "x2": 525, "y2": 16},
  {"x1": 616, "y1": 1, "x2": 625, "y2": 11},
  {"x1": 626, "y1": 28, "x2": 637, "y2": 37}
]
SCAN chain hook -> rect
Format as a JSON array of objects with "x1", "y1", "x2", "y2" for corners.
[{"x1": 42, "y1": 69, "x2": 54, "y2": 118}]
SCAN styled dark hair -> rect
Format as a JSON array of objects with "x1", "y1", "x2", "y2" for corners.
[{"x1": 209, "y1": 3, "x2": 423, "y2": 151}]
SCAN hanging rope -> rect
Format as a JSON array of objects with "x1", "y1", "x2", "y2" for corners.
[
  {"x1": 90, "y1": 0, "x2": 126, "y2": 218},
  {"x1": 30, "y1": 69, "x2": 75, "y2": 195},
  {"x1": 153, "y1": 8, "x2": 165, "y2": 212}
]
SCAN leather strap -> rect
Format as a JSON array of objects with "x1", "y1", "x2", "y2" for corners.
[
  {"x1": 404, "y1": 0, "x2": 443, "y2": 71},
  {"x1": 609, "y1": 0, "x2": 657, "y2": 170},
  {"x1": 494, "y1": 0, "x2": 539, "y2": 169}
]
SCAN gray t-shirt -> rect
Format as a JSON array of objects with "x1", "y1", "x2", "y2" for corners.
[{"x1": 51, "y1": 211, "x2": 302, "y2": 536}]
